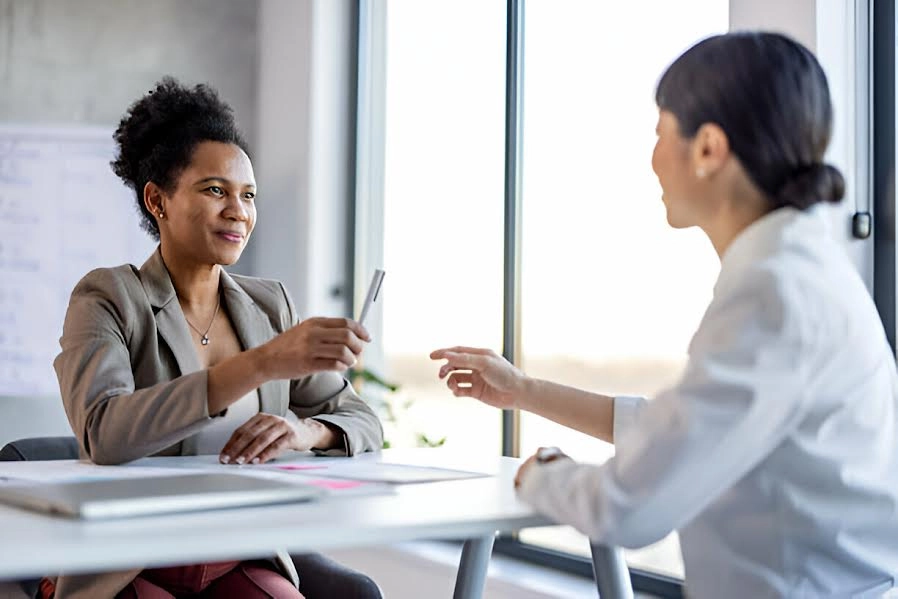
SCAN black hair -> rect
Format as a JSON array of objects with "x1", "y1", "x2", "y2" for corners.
[
  {"x1": 655, "y1": 32, "x2": 844, "y2": 210},
  {"x1": 111, "y1": 77, "x2": 250, "y2": 239}
]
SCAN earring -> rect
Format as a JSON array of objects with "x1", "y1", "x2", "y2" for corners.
[
  {"x1": 696, "y1": 167, "x2": 706, "y2": 178},
  {"x1": 158, "y1": 210, "x2": 165, "y2": 220}
]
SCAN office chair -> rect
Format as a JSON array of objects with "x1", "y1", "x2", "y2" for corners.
[
  {"x1": 0, "y1": 436, "x2": 79, "y2": 599},
  {"x1": 0, "y1": 436, "x2": 79, "y2": 462}
]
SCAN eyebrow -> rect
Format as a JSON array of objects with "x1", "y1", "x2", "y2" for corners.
[{"x1": 193, "y1": 176, "x2": 256, "y2": 189}]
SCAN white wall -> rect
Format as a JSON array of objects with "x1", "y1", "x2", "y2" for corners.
[
  {"x1": 729, "y1": 0, "x2": 875, "y2": 288},
  {"x1": 729, "y1": 0, "x2": 816, "y2": 49},
  {"x1": 253, "y1": 0, "x2": 355, "y2": 319}
]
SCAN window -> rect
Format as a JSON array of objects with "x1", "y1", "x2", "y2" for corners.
[
  {"x1": 517, "y1": 0, "x2": 727, "y2": 578},
  {"x1": 375, "y1": 0, "x2": 506, "y2": 456}
]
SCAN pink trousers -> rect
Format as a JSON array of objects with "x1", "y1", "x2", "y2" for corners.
[{"x1": 116, "y1": 560, "x2": 305, "y2": 598}]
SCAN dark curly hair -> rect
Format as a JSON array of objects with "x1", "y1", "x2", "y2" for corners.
[{"x1": 111, "y1": 76, "x2": 250, "y2": 239}]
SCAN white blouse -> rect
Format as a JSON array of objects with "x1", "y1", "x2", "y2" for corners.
[
  {"x1": 518, "y1": 207, "x2": 898, "y2": 598},
  {"x1": 192, "y1": 390, "x2": 261, "y2": 455}
]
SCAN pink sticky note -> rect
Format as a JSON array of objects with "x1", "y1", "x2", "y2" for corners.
[{"x1": 307, "y1": 479, "x2": 367, "y2": 490}]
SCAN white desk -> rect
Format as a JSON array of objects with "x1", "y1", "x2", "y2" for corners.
[{"x1": 0, "y1": 449, "x2": 631, "y2": 598}]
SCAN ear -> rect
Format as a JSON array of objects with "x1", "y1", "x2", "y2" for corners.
[
  {"x1": 691, "y1": 123, "x2": 730, "y2": 179},
  {"x1": 143, "y1": 182, "x2": 165, "y2": 219}
]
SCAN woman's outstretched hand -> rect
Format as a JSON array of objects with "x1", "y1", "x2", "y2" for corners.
[{"x1": 429, "y1": 346, "x2": 527, "y2": 410}]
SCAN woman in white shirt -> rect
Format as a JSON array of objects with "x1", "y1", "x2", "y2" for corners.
[{"x1": 431, "y1": 32, "x2": 898, "y2": 598}]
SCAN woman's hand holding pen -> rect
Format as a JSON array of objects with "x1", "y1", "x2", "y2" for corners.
[
  {"x1": 256, "y1": 317, "x2": 370, "y2": 380},
  {"x1": 429, "y1": 346, "x2": 527, "y2": 410}
]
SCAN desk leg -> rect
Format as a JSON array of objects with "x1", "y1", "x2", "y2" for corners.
[
  {"x1": 453, "y1": 533, "x2": 495, "y2": 599},
  {"x1": 590, "y1": 543, "x2": 633, "y2": 599}
]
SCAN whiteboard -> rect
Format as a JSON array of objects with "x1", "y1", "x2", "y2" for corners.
[{"x1": 0, "y1": 125, "x2": 156, "y2": 397}]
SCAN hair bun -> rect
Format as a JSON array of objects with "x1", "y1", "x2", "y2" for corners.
[{"x1": 776, "y1": 163, "x2": 845, "y2": 209}]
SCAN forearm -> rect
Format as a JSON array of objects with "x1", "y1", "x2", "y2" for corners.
[
  {"x1": 207, "y1": 347, "x2": 271, "y2": 415},
  {"x1": 517, "y1": 378, "x2": 616, "y2": 444}
]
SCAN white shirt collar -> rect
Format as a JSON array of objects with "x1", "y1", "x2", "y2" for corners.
[{"x1": 715, "y1": 206, "x2": 828, "y2": 295}]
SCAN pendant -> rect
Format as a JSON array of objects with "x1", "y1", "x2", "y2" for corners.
[{"x1": 201, "y1": 336, "x2": 209, "y2": 346}]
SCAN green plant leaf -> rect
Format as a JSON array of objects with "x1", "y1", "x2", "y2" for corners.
[
  {"x1": 416, "y1": 433, "x2": 447, "y2": 448},
  {"x1": 348, "y1": 367, "x2": 400, "y2": 392}
]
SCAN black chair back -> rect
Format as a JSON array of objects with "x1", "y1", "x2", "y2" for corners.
[{"x1": 0, "y1": 436, "x2": 79, "y2": 462}]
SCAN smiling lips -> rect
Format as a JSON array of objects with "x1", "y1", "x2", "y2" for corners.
[{"x1": 217, "y1": 231, "x2": 244, "y2": 243}]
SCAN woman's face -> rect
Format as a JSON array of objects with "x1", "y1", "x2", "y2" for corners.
[
  {"x1": 158, "y1": 141, "x2": 256, "y2": 266},
  {"x1": 651, "y1": 110, "x2": 704, "y2": 229}
]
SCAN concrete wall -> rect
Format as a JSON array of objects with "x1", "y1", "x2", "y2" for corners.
[
  {"x1": 0, "y1": 0, "x2": 257, "y2": 134},
  {"x1": 0, "y1": 0, "x2": 259, "y2": 276}
]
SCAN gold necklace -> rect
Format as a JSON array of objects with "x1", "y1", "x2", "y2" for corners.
[{"x1": 184, "y1": 298, "x2": 221, "y2": 346}]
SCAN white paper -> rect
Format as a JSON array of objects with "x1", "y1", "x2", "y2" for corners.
[
  {"x1": 260, "y1": 461, "x2": 490, "y2": 484},
  {"x1": 0, "y1": 459, "x2": 396, "y2": 498},
  {"x1": 0, "y1": 460, "x2": 210, "y2": 484}
]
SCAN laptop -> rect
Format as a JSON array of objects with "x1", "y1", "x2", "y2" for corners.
[{"x1": 0, "y1": 472, "x2": 323, "y2": 519}]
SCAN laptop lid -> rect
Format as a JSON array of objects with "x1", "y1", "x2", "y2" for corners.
[{"x1": 0, "y1": 472, "x2": 323, "y2": 519}]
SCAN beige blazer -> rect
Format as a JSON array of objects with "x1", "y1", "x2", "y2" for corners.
[{"x1": 51, "y1": 249, "x2": 384, "y2": 598}]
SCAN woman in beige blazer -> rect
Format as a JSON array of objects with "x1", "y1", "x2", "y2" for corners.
[{"x1": 50, "y1": 78, "x2": 384, "y2": 598}]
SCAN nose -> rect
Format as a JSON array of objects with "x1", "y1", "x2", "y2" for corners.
[{"x1": 223, "y1": 192, "x2": 250, "y2": 222}]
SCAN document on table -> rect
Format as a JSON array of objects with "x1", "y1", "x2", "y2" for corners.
[
  {"x1": 232, "y1": 467, "x2": 395, "y2": 497},
  {"x1": 0, "y1": 460, "x2": 395, "y2": 499},
  {"x1": 0, "y1": 461, "x2": 210, "y2": 485},
  {"x1": 0, "y1": 457, "x2": 487, "y2": 493},
  {"x1": 262, "y1": 462, "x2": 491, "y2": 484}
]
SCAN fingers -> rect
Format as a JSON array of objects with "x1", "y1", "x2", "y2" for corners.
[
  {"x1": 306, "y1": 317, "x2": 371, "y2": 342},
  {"x1": 237, "y1": 428, "x2": 292, "y2": 465},
  {"x1": 253, "y1": 432, "x2": 294, "y2": 464},
  {"x1": 309, "y1": 343, "x2": 357, "y2": 369},
  {"x1": 294, "y1": 319, "x2": 368, "y2": 370},
  {"x1": 433, "y1": 351, "x2": 490, "y2": 378},
  {"x1": 220, "y1": 414, "x2": 279, "y2": 464},
  {"x1": 317, "y1": 346, "x2": 357, "y2": 369},
  {"x1": 430, "y1": 346, "x2": 495, "y2": 360},
  {"x1": 446, "y1": 372, "x2": 481, "y2": 398},
  {"x1": 318, "y1": 327, "x2": 366, "y2": 356}
]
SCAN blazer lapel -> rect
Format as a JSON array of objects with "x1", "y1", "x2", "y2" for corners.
[
  {"x1": 220, "y1": 270, "x2": 288, "y2": 416},
  {"x1": 139, "y1": 249, "x2": 202, "y2": 377}
]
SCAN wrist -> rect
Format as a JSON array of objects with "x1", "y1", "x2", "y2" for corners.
[
  {"x1": 248, "y1": 344, "x2": 274, "y2": 382},
  {"x1": 514, "y1": 375, "x2": 537, "y2": 410},
  {"x1": 309, "y1": 419, "x2": 340, "y2": 450}
]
